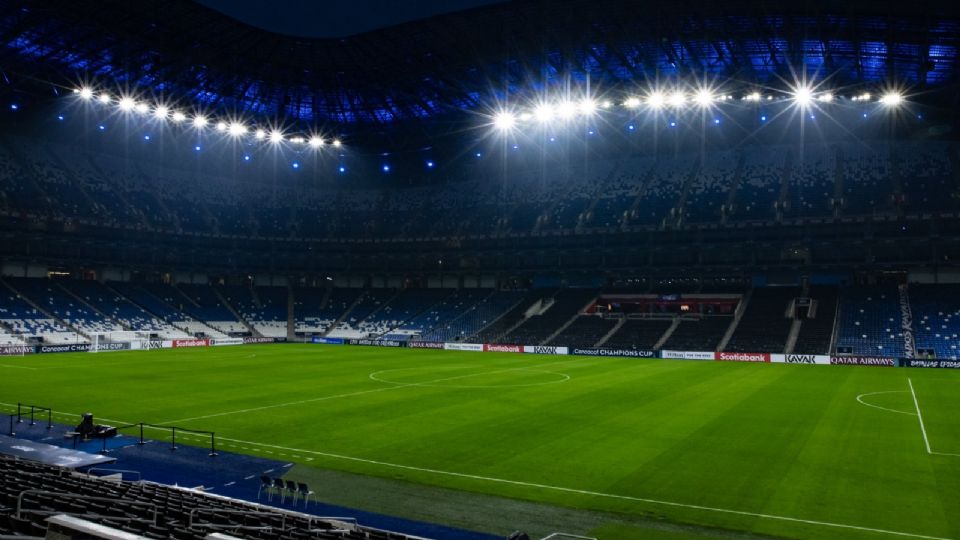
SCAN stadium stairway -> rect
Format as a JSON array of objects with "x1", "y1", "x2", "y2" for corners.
[
  {"x1": 321, "y1": 291, "x2": 368, "y2": 338},
  {"x1": 214, "y1": 286, "x2": 262, "y2": 338},
  {"x1": 5, "y1": 420, "x2": 499, "y2": 540},
  {"x1": 594, "y1": 317, "x2": 625, "y2": 346},
  {"x1": 652, "y1": 318, "x2": 680, "y2": 350},
  {"x1": 716, "y1": 288, "x2": 751, "y2": 352},
  {"x1": 540, "y1": 294, "x2": 599, "y2": 345},
  {"x1": 0, "y1": 276, "x2": 91, "y2": 342}
]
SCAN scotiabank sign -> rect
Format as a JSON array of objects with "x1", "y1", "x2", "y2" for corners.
[
  {"x1": 661, "y1": 350, "x2": 714, "y2": 361},
  {"x1": 571, "y1": 348, "x2": 656, "y2": 358},
  {"x1": 483, "y1": 344, "x2": 522, "y2": 353},
  {"x1": 830, "y1": 356, "x2": 895, "y2": 367},
  {"x1": 771, "y1": 354, "x2": 831, "y2": 365},
  {"x1": 0, "y1": 345, "x2": 33, "y2": 356},
  {"x1": 172, "y1": 339, "x2": 210, "y2": 348},
  {"x1": 716, "y1": 352, "x2": 770, "y2": 363},
  {"x1": 408, "y1": 341, "x2": 444, "y2": 349},
  {"x1": 443, "y1": 343, "x2": 483, "y2": 352},
  {"x1": 522, "y1": 345, "x2": 569, "y2": 355}
]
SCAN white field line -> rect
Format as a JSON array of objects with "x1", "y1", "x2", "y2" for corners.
[
  {"x1": 908, "y1": 378, "x2": 933, "y2": 454},
  {"x1": 856, "y1": 391, "x2": 916, "y2": 416},
  {"x1": 0, "y1": 400, "x2": 951, "y2": 540},
  {"x1": 161, "y1": 357, "x2": 585, "y2": 424},
  {"x1": 0, "y1": 363, "x2": 38, "y2": 370}
]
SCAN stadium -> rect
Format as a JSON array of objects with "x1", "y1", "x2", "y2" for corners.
[{"x1": 1, "y1": 0, "x2": 959, "y2": 538}]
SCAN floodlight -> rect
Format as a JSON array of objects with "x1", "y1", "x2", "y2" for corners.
[
  {"x1": 693, "y1": 89, "x2": 715, "y2": 107},
  {"x1": 601, "y1": 100, "x2": 612, "y2": 109},
  {"x1": 134, "y1": 102, "x2": 149, "y2": 114},
  {"x1": 556, "y1": 101, "x2": 577, "y2": 119},
  {"x1": 154, "y1": 105, "x2": 169, "y2": 119},
  {"x1": 118, "y1": 97, "x2": 136, "y2": 111},
  {"x1": 191, "y1": 114, "x2": 206, "y2": 127},
  {"x1": 171, "y1": 111, "x2": 186, "y2": 122},
  {"x1": 216, "y1": 121, "x2": 228, "y2": 132},
  {"x1": 332, "y1": 139, "x2": 342, "y2": 147},
  {"x1": 254, "y1": 129, "x2": 266, "y2": 140},
  {"x1": 98, "y1": 93, "x2": 112, "y2": 104},
  {"x1": 792, "y1": 86, "x2": 813, "y2": 107},
  {"x1": 269, "y1": 130, "x2": 284, "y2": 144},
  {"x1": 228, "y1": 123, "x2": 246, "y2": 136},
  {"x1": 818, "y1": 92, "x2": 833, "y2": 102},
  {"x1": 534, "y1": 103, "x2": 555, "y2": 123},
  {"x1": 746, "y1": 91, "x2": 761, "y2": 102},
  {"x1": 624, "y1": 97, "x2": 641, "y2": 109},
  {"x1": 309, "y1": 136, "x2": 323, "y2": 148},
  {"x1": 518, "y1": 112, "x2": 533, "y2": 121},
  {"x1": 289, "y1": 136, "x2": 304, "y2": 144},
  {"x1": 880, "y1": 92, "x2": 903, "y2": 106},
  {"x1": 646, "y1": 92, "x2": 665, "y2": 109},
  {"x1": 79, "y1": 87, "x2": 94, "y2": 100},
  {"x1": 667, "y1": 91, "x2": 686, "y2": 107},
  {"x1": 493, "y1": 111, "x2": 516, "y2": 130}
]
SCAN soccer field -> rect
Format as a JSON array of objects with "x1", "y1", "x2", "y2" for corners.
[{"x1": 2, "y1": 344, "x2": 959, "y2": 539}]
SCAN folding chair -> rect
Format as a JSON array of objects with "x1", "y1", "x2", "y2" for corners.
[
  {"x1": 272, "y1": 477, "x2": 286, "y2": 503},
  {"x1": 297, "y1": 482, "x2": 316, "y2": 508},
  {"x1": 258, "y1": 475, "x2": 273, "y2": 501},
  {"x1": 285, "y1": 480, "x2": 299, "y2": 505}
]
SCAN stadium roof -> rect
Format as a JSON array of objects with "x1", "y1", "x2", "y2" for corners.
[{"x1": 2, "y1": 0, "x2": 959, "y2": 133}]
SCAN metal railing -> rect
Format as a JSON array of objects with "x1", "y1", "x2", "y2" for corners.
[
  {"x1": 15, "y1": 403, "x2": 52, "y2": 429},
  {"x1": 111, "y1": 422, "x2": 217, "y2": 456}
]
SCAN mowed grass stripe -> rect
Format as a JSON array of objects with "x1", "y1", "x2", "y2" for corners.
[{"x1": 1, "y1": 344, "x2": 958, "y2": 539}]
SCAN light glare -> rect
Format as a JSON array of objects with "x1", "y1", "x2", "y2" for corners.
[
  {"x1": 309, "y1": 136, "x2": 324, "y2": 148},
  {"x1": 79, "y1": 87, "x2": 94, "y2": 100},
  {"x1": 493, "y1": 111, "x2": 517, "y2": 130},
  {"x1": 118, "y1": 97, "x2": 136, "y2": 111},
  {"x1": 880, "y1": 92, "x2": 903, "y2": 106}
]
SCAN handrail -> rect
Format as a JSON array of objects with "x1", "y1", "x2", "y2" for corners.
[
  {"x1": 16, "y1": 490, "x2": 157, "y2": 525},
  {"x1": 113, "y1": 422, "x2": 217, "y2": 456},
  {"x1": 16, "y1": 403, "x2": 52, "y2": 430}
]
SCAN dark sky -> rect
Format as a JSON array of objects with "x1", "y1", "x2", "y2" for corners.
[{"x1": 194, "y1": 0, "x2": 506, "y2": 38}]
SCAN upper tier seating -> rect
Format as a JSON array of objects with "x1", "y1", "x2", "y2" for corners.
[
  {"x1": 424, "y1": 290, "x2": 524, "y2": 342},
  {"x1": 61, "y1": 280, "x2": 189, "y2": 339}
]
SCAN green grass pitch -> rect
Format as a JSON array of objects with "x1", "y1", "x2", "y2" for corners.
[{"x1": 1, "y1": 344, "x2": 959, "y2": 539}]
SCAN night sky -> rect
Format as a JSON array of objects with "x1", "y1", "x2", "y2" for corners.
[{"x1": 194, "y1": 0, "x2": 506, "y2": 38}]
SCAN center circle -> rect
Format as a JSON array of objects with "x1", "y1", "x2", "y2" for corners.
[{"x1": 369, "y1": 366, "x2": 570, "y2": 388}]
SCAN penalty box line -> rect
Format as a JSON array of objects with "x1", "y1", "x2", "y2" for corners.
[
  {"x1": 0, "y1": 402, "x2": 951, "y2": 540},
  {"x1": 159, "y1": 356, "x2": 591, "y2": 425},
  {"x1": 908, "y1": 378, "x2": 960, "y2": 458}
]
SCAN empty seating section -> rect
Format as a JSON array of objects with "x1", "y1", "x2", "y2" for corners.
[
  {"x1": 788, "y1": 145, "x2": 835, "y2": 217},
  {"x1": 841, "y1": 144, "x2": 891, "y2": 215},
  {"x1": 360, "y1": 288, "x2": 452, "y2": 337},
  {"x1": 328, "y1": 290, "x2": 396, "y2": 338},
  {"x1": 793, "y1": 286, "x2": 838, "y2": 355},
  {"x1": 0, "y1": 283, "x2": 83, "y2": 344},
  {"x1": 294, "y1": 288, "x2": 362, "y2": 335},
  {"x1": 7, "y1": 278, "x2": 123, "y2": 337},
  {"x1": 725, "y1": 287, "x2": 799, "y2": 353},
  {"x1": 0, "y1": 135, "x2": 954, "y2": 243},
  {"x1": 501, "y1": 289, "x2": 597, "y2": 345},
  {"x1": 60, "y1": 281, "x2": 189, "y2": 338},
  {"x1": 733, "y1": 147, "x2": 783, "y2": 221},
  {"x1": 683, "y1": 151, "x2": 736, "y2": 223},
  {"x1": 424, "y1": 290, "x2": 523, "y2": 342},
  {"x1": 176, "y1": 284, "x2": 246, "y2": 335},
  {"x1": 473, "y1": 290, "x2": 549, "y2": 343},
  {"x1": 603, "y1": 319, "x2": 673, "y2": 350},
  {"x1": 547, "y1": 315, "x2": 617, "y2": 347},
  {"x1": 835, "y1": 285, "x2": 905, "y2": 357},
  {"x1": 397, "y1": 289, "x2": 489, "y2": 336},
  {"x1": 662, "y1": 317, "x2": 732, "y2": 350},
  {"x1": 126, "y1": 283, "x2": 227, "y2": 338},
  {"x1": 896, "y1": 141, "x2": 957, "y2": 213},
  {"x1": 909, "y1": 284, "x2": 960, "y2": 359},
  {"x1": 0, "y1": 455, "x2": 415, "y2": 540},
  {"x1": 220, "y1": 286, "x2": 287, "y2": 338}
]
